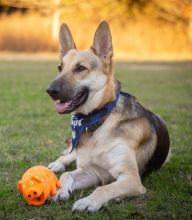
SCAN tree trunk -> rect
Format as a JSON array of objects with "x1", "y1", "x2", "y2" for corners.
[
  {"x1": 189, "y1": 18, "x2": 192, "y2": 43},
  {"x1": 52, "y1": 0, "x2": 60, "y2": 41},
  {"x1": 52, "y1": 10, "x2": 60, "y2": 41}
]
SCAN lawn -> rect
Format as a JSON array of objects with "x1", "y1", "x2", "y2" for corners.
[{"x1": 0, "y1": 60, "x2": 191, "y2": 220}]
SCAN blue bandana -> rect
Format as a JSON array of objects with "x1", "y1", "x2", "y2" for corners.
[{"x1": 70, "y1": 91, "x2": 129, "y2": 152}]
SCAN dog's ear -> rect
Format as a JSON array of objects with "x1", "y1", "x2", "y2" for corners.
[
  {"x1": 59, "y1": 23, "x2": 76, "y2": 58},
  {"x1": 91, "y1": 21, "x2": 113, "y2": 63}
]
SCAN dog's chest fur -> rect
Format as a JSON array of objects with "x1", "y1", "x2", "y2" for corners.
[
  {"x1": 70, "y1": 91, "x2": 169, "y2": 182},
  {"x1": 74, "y1": 97, "x2": 154, "y2": 181},
  {"x1": 75, "y1": 113, "x2": 131, "y2": 182}
]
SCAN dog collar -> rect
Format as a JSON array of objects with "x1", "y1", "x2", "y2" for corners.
[{"x1": 70, "y1": 91, "x2": 123, "y2": 152}]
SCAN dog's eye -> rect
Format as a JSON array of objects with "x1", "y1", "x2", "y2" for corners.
[
  {"x1": 75, "y1": 65, "x2": 86, "y2": 72},
  {"x1": 58, "y1": 65, "x2": 62, "y2": 72}
]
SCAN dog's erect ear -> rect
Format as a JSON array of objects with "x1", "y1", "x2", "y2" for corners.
[
  {"x1": 59, "y1": 23, "x2": 76, "y2": 58},
  {"x1": 91, "y1": 21, "x2": 113, "y2": 63}
]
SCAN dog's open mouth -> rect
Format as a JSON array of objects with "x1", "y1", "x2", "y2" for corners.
[{"x1": 55, "y1": 89, "x2": 89, "y2": 114}]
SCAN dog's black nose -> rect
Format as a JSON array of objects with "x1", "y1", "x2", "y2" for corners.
[{"x1": 47, "y1": 80, "x2": 62, "y2": 98}]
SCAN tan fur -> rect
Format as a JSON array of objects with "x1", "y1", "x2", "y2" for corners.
[
  {"x1": 48, "y1": 21, "x2": 162, "y2": 212},
  {"x1": 98, "y1": 75, "x2": 116, "y2": 108},
  {"x1": 120, "y1": 117, "x2": 153, "y2": 149}
]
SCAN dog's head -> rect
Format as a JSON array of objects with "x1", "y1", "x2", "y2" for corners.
[{"x1": 47, "y1": 21, "x2": 117, "y2": 115}]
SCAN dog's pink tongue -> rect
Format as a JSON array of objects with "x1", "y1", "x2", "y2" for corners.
[{"x1": 56, "y1": 102, "x2": 68, "y2": 113}]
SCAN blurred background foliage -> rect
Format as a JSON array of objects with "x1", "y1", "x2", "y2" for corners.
[{"x1": 0, "y1": 0, "x2": 192, "y2": 60}]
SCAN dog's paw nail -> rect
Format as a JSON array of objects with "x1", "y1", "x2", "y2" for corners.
[
  {"x1": 72, "y1": 199, "x2": 86, "y2": 211},
  {"x1": 49, "y1": 195, "x2": 58, "y2": 202},
  {"x1": 58, "y1": 192, "x2": 70, "y2": 202},
  {"x1": 72, "y1": 197, "x2": 100, "y2": 212},
  {"x1": 47, "y1": 194, "x2": 53, "y2": 201},
  {"x1": 48, "y1": 162, "x2": 65, "y2": 173}
]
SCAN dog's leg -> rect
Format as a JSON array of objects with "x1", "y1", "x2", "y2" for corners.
[
  {"x1": 48, "y1": 149, "x2": 76, "y2": 173},
  {"x1": 72, "y1": 149, "x2": 146, "y2": 212},
  {"x1": 73, "y1": 171, "x2": 145, "y2": 212},
  {"x1": 51, "y1": 168, "x2": 100, "y2": 202}
]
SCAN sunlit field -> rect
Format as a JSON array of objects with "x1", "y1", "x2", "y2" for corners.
[{"x1": 0, "y1": 60, "x2": 191, "y2": 219}]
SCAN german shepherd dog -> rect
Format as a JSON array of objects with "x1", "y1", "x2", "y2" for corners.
[{"x1": 47, "y1": 21, "x2": 170, "y2": 212}]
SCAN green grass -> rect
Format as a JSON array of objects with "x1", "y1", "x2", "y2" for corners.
[{"x1": 0, "y1": 60, "x2": 191, "y2": 220}]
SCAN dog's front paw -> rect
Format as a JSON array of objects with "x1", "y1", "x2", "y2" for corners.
[
  {"x1": 72, "y1": 197, "x2": 101, "y2": 212},
  {"x1": 48, "y1": 161, "x2": 65, "y2": 173},
  {"x1": 51, "y1": 173, "x2": 74, "y2": 202},
  {"x1": 51, "y1": 187, "x2": 71, "y2": 202}
]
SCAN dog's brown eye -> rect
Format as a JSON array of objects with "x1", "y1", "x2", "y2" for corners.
[
  {"x1": 75, "y1": 65, "x2": 86, "y2": 72},
  {"x1": 58, "y1": 65, "x2": 62, "y2": 72}
]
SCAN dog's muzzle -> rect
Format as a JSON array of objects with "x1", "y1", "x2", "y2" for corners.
[
  {"x1": 47, "y1": 79, "x2": 89, "y2": 114},
  {"x1": 47, "y1": 80, "x2": 64, "y2": 100}
]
